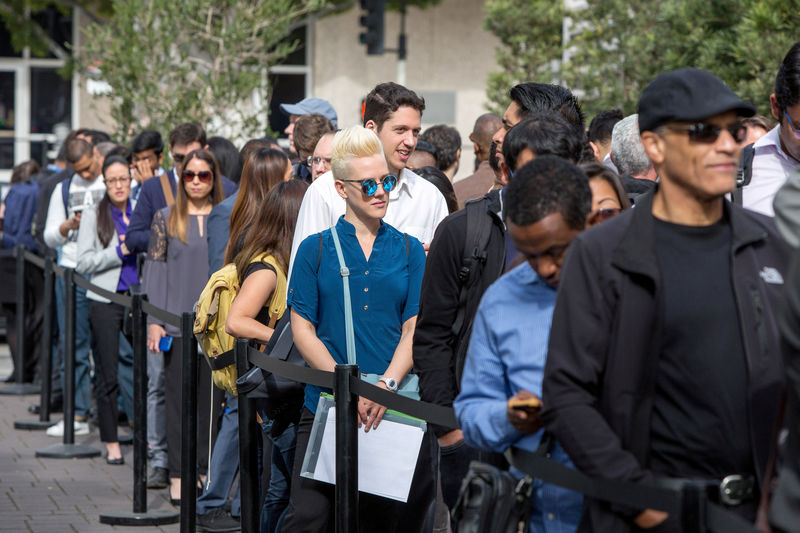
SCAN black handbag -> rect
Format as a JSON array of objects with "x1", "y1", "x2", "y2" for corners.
[
  {"x1": 235, "y1": 311, "x2": 305, "y2": 436},
  {"x1": 451, "y1": 460, "x2": 533, "y2": 533}
]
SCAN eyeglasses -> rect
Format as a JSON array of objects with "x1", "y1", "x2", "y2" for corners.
[
  {"x1": 104, "y1": 176, "x2": 132, "y2": 187},
  {"x1": 664, "y1": 122, "x2": 747, "y2": 144},
  {"x1": 182, "y1": 170, "x2": 213, "y2": 182},
  {"x1": 784, "y1": 110, "x2": 800, "y2": 140},
  {"x1": 307, "y1": 156, "x2": 332, "y2": 167},
  {"x1": 172, "y1": 153, "x2": 186, "y2": 166},
  {"x1": 340, "y1": 174, "x2": 398, "y2": 196}
]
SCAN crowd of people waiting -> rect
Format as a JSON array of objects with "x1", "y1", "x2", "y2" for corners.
[{"x1": 3, "y1": 37, "x2": 800, "y2": 533}]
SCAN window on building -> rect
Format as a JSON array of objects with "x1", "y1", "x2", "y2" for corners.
[{"x1": 269, "y1": 24, "x2": 311, "y2": 145}]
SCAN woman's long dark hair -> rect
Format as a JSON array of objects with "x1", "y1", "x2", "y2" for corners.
[
  {"x1": 97, "y1": 156, "x2": 131, "y2": 248},
  {"x1": 233, "y1": 179, "x2": 308, "y2": 283},
  {"x1": 225, "y1": 148, "x2": 290, "y2": 264}
]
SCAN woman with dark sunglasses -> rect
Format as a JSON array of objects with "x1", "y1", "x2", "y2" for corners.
[
  {"x1": 142, "y1": 148, "x2": 224, "y2": 504},
  {"x1": 76, "y1": 155, "x2": 137, "y2": 465},
  {"x1": 580, "y1": 162, "x2": 631, "y2": 226},
  {"x1": 281, "y1": 126, "x2": 429, "y2": 532}
]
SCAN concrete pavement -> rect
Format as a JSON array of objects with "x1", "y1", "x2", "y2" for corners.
[{"x1": 0, "y1": 344, "x2": 181, "y2": 532}]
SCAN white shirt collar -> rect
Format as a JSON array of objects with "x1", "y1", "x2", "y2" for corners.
[{"x1": 754, "y1": 125, "x2": 786, "y2": 158}]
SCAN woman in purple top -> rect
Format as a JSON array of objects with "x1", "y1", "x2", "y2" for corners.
[{"x1": 76, "y1": 156, "x2": 138, "y2": 464}]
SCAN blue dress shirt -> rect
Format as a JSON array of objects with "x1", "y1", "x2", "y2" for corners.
[
  {"x1": 454, "y1": 262, "x2": 582, "y2": 533},
  {"x1": 288, "y1": 216, "x2": 426, "y2": 413}
]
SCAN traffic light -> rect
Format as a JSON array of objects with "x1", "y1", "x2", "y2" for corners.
[{"x1": 359, "y1": 0, "x2": 385, "y2": 55}]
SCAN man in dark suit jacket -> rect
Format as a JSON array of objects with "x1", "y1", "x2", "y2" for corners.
[{"x1": 126, "y1": 123, "x2": 238, "y2": 253}]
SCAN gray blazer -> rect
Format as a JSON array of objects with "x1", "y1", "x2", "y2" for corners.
[{"x1": 76, "y1": 200, "x2": 136, "y2": 303}]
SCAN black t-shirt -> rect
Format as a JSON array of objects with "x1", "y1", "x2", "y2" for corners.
[
  {"x1": 649, "y1": 216, "x2": 754, "y2": 479},
  {"x1": 243, "y1": 261, "x2": 277, "y2": 326}
]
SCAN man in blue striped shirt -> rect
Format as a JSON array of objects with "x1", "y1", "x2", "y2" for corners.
[{"x1": 455, "y1": 156, "x2": 591, "y2": 533}]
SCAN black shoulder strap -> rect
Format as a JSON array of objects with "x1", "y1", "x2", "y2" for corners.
[
  {"x1": 450, "y1": 197, "x2": 494, "y2": 338},
  {"x1": 405, "y1": 233, "x2": 409, "y2": 256},
  {"x1": 732, "y1": 143, "x2": 755, "y2": 205},
  {"x1": 318, "y1": 232, "x2": 323, "y2": 270}
]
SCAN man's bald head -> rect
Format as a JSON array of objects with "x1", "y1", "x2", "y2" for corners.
[{"x1": 470, "y1": 113, "x2": 503, "y2": 162}]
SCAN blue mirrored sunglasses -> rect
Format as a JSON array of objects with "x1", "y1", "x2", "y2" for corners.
[{"x1": 341, "y1": 174, "x2": 397, "y2": 196}]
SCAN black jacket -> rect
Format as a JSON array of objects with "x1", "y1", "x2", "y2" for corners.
[
  {"x1": 413, "y1": 190, "x2": 506, "y2": 437},
  {"x1": 542, "y1": 191, "x2": 789, "y2": 532}
]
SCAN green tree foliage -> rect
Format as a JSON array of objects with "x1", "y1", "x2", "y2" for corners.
[
  {"x1": 75, "y1": 0, "x2": 331, "y2": 142},
  {"x1": 485, "y1": 0, "x2": 800, "y2": 119},
  {"x1": 483, "y1": 0, "x2": 566, "y2": 115}
]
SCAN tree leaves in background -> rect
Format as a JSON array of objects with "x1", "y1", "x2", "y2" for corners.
[{"x1": 485, "y1": 0, "x2": 800, "y2": 120}]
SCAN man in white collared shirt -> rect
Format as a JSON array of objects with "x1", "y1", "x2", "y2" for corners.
[
  {"x1": 743, "y1": 41, "x2": 800, "y2": 217},
  {"x1": 289, "y1": 82, "x2": 448, "y2": 274}
]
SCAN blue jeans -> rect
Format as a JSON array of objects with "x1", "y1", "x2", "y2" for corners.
[
  {"x1": 258, "y1": 413, "x2": 297, "y2": 533},
  {"x1": 55, "y1": 275, "x2": 92, "y2": 418},
  {"x1": 197, "y1": 393, "x2": 241, "y2": 518}
]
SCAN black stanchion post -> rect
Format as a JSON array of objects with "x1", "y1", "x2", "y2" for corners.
[
  {"x1": 14, "y1": 256, "x2": 56, "y2": 428},
  {"x1": 0, "y1": 246, "x2": 39, "y2": 395},
  {"x1": 99, "y1": 290, "x2": 178, "y2": 526},
  {"x1": 36, "y1": 268, "x2": 100, "y2": 458},
  {"x1": 335, "y1": 364, "x2": 359, "y2": 533},
  {"x1": 680, "y1": 481, "x2": 707, "y2": 533},
  {"x1": 236, "y1": 338, "x2": 259, "y2": 533},
  {"x1": 180, "y1": 312, "x2": 198, "y2": 533}
]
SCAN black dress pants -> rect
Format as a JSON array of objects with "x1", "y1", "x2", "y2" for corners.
[
  {"x1": 88, "y1": 300, "x2": 127, "y2": 442},
  {"x1": 280, "y1": 408, "x2": 435, "y2": 533},
  {"x1": 163, "y1": 335, "x2": 215, "y2": 478}
]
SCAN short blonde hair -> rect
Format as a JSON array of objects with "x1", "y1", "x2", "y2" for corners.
[{"x1": 331, "y1": 126, "x2": 385, "y2": 181}]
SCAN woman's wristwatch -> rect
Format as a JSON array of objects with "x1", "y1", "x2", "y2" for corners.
[{"x1": 379, "y1": 376, "x2": 398, "y2": 392}]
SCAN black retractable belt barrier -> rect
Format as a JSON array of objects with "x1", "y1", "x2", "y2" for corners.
[
  {"x1": 36, "y1": 268, "x2": 100, "y2": 459},
  {"x1": 243, "y1": 340, "x2": 764, "y2": 533},
  {"x1": 0, "y1": 245, "x2": 39, "y2": 395},
  {"x1": 14, "y1": 256, "x2": 57, "y2": 429},
  {"x1": 236, "y1": 339, "x2": 259, "y2": 533},
  {"x1": 180, "y1": 312, "x2": 198, "y2": 533},
  {"x1": 100, "y1": 289, "x2": 179, "y2": 526},
  {"x1": 335, "y1": 365, "x2": 360, "y2": 533}
]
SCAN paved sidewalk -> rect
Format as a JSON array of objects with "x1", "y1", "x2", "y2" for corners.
[{"x1": 0, "y1": 344, "x2": 181, "y2": 533}]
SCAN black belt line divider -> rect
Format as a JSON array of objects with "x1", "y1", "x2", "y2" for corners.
[
  {"x1": 142, "y1": 300, "x2": 182, "y2": 328},
  {"x1": 100, "y1": 289, "x2": 179, "y2": 526},
  {"x1": 349, "y1": 375, "x2": 459, "y2": 429},
  {"x1": 236, "y1": 339, "x2": 260, "y2": 533},
  {"x1": 35, "y1": 268, "x2": 101, "y2": 459},
  {"x1": 180, "y1": 312, "x2": 199, "y2": 533},
  {"x1": 247, "y1": 346, "x2": 335, "y2": 389},
  {"x1": 0, "y1": 246, "x2": 39, "y2": 395},
  {"x1": 205, "y1": 349, "x2": 236, "y2": 371},
  {"x1": 72, "y1": 272, "x2": 134, "y2": 308},
  {"x1": 22, "y1": 249, "x2": 46, "y2": 270},
  {"x1": 14, "y1": 255, "x2": 58, "y2": 428}
]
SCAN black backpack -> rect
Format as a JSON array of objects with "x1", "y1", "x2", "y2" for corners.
[
  {"x1": 451, "y1": 461, "x2": 533, "y2": 533},
  {"x1": 732, "y1": 143, "x2": 755, "y2": 205},
  {"x1": 451, "y1": 195, "x2": 505, "y2": 387}
]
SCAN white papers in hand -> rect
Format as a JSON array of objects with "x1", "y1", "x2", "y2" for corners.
[{"x1": 308, "y1": 407, "x2": 424, "y2": 502}]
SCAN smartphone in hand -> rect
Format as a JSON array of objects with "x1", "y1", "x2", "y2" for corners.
[{"x1": 508, "y1": 397, "x2": 542, "y2": 411}]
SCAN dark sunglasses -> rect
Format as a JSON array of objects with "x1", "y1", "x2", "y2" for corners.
[
  {"x1": 182, "y1": 170, "x2": 213, "y2": 182},
  {"x1": 341, "y1": 174, "x2": 397, "y2": 196},
  {"x1": 665, "y1": 122, "x2": 747, "y2": 144},
  {"x1": 591, "y1": 207, "x2": 621, "y2": 223}
]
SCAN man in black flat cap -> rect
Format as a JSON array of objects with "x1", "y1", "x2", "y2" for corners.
[{"x1": 542, "y1": 68, "x2": 790, "y2": 532}]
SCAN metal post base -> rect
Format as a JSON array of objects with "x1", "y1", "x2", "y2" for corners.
[
  {"x1": 99, "y1": 509, "x2": 179, "y2": 526},
  {"x1": 35, "y1": 443, "x2": 102, "y2": 459},
  {"x1": 13, "y1": 419, "x2": 56, "y2": 430},
  {"x1": 0, "y1": 383, "x2": 41, "y2": 395}
]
